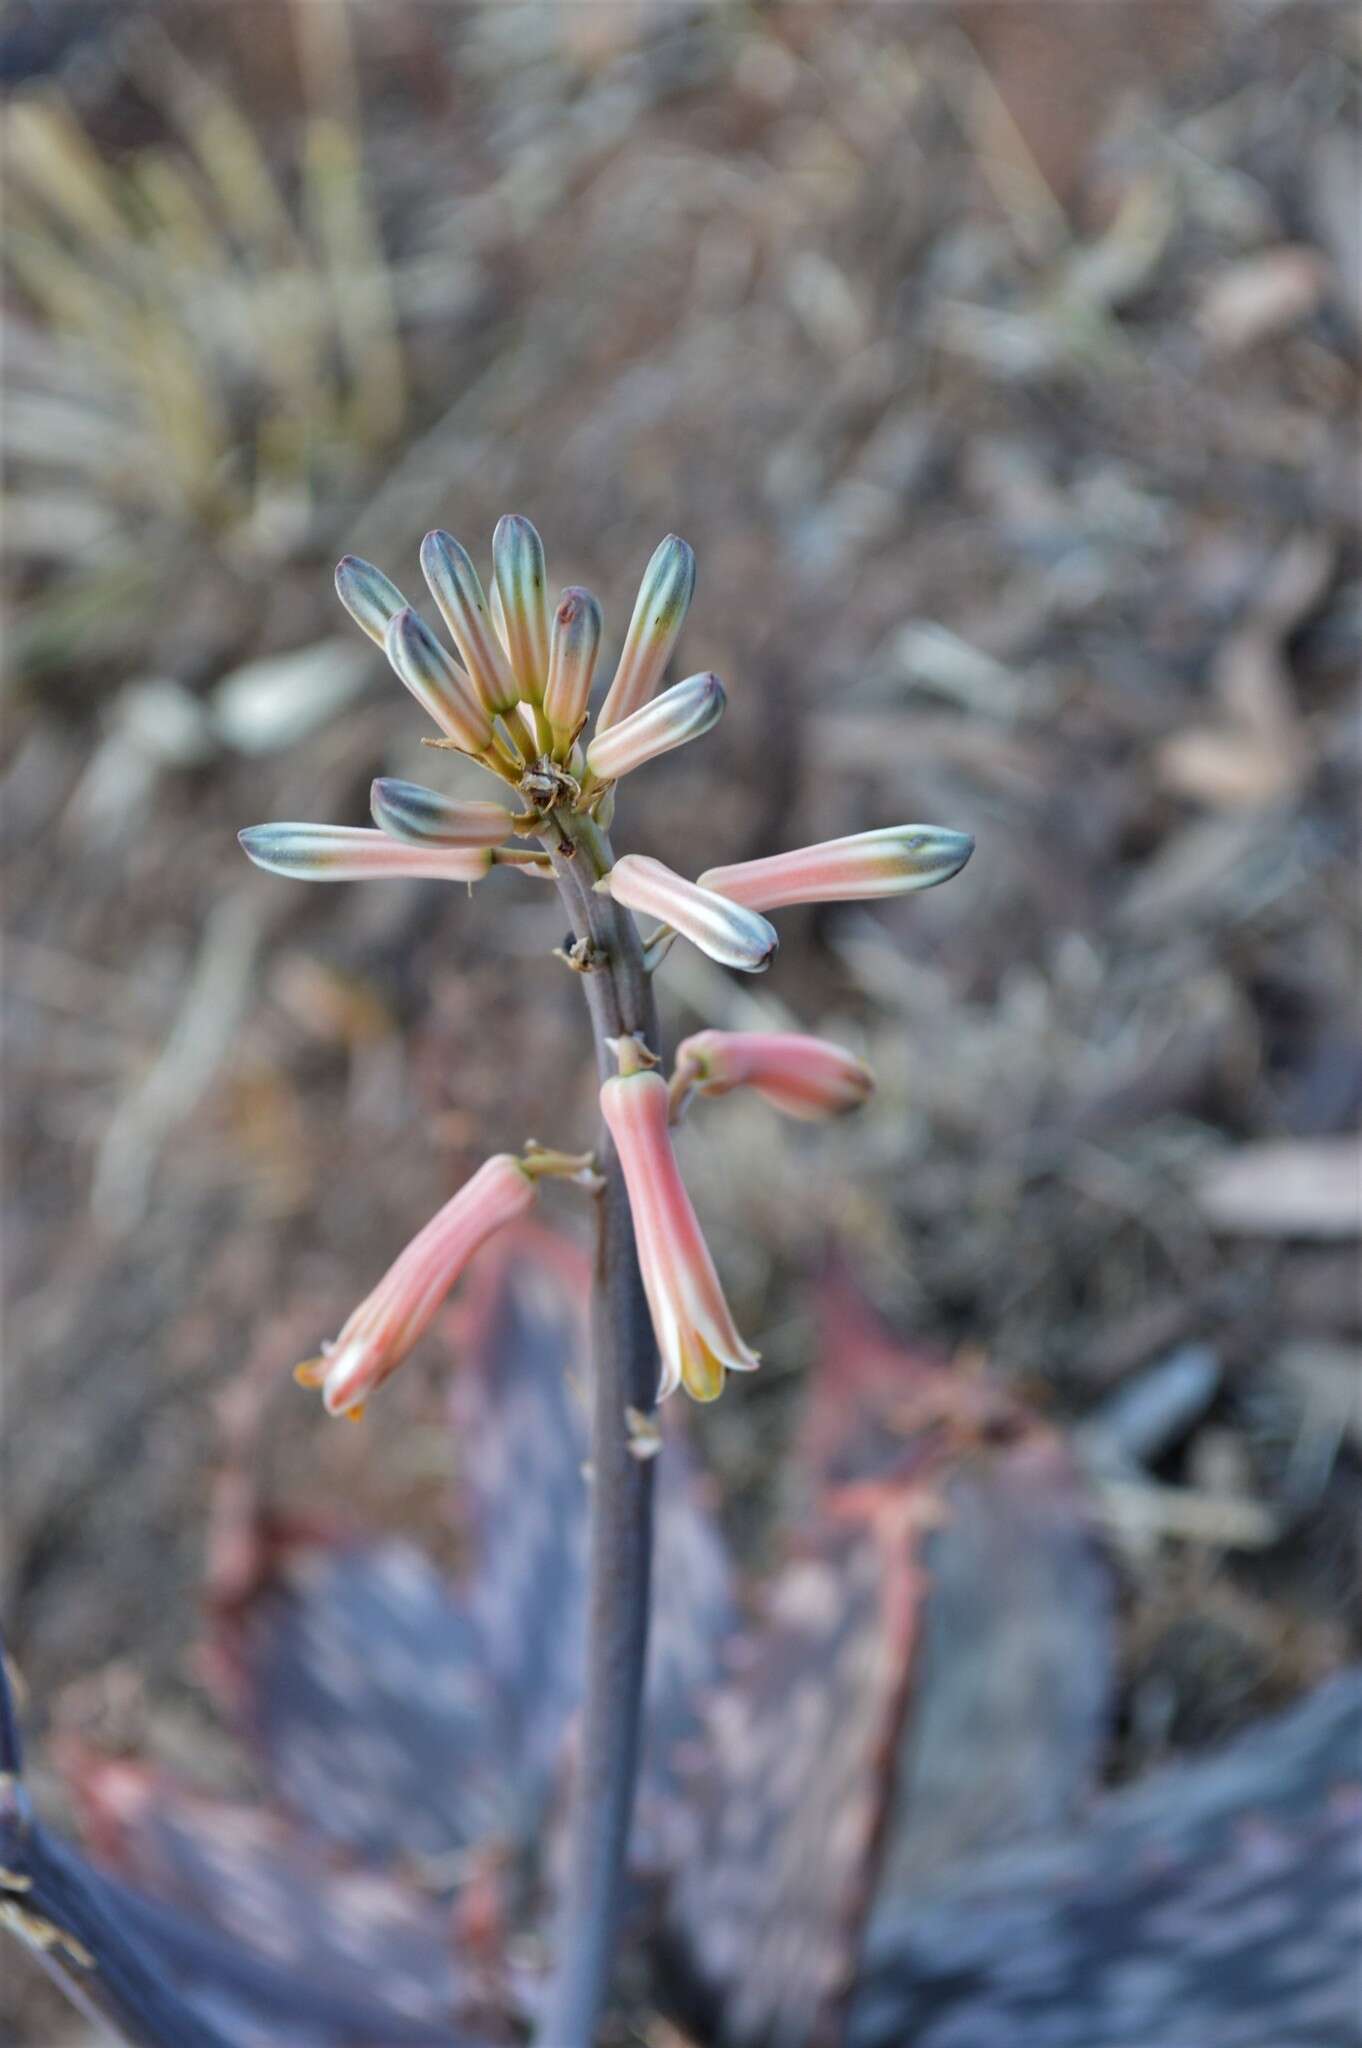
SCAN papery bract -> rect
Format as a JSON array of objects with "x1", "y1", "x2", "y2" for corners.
[
  {"x1": 296, "y1": 1155, "x2": 537, "y2": 1416},
  {"x1": 674, "y1": 1030, "x2": 874, "y2": 1121},
  {"x1": 596, "y1": 535, "x2": 695, "y2": 733},
  {"x1": 600, "y1": 1069, "x2": 759, "y2": 1402},
  {"x1": 596, "y1": 855, "x2": 777, "y2": 973},
  {"x1": 700, "y1": 825, "x2": 974, "y2": 910},
  {"x1": 586, "y1": 671, "x2": 725, "y2": 782}
]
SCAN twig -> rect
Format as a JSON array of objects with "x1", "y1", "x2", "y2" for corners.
[{"x1": 535, "y1": 809, "x2": 661, "y2": 2048}]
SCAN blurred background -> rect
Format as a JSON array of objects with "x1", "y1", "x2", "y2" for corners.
[{"x1": 2, "y1": 0, "x2": 1359, "y2": 2037}]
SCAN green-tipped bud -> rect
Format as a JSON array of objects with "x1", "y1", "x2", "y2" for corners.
[
  {"x1": 371, "y1": 778, "x2": 518, "y2": 849},
  {"x1": 335, "y1": 555, "x2": 409, "y2": 649},
  {"x1": 420, "y1": 529, "x2": 520, "y2": 717},
  {"x1": 240, "y1": 822, "x2": 496, "y2": 883},
  {"x1": 492, "y1": 514, "x2": 550, "y2": 704},
  {"x1": 384, "y1": 608, "x2": 492, "y2": 755},
  {"x1": 543, "y1": 587, "x2": 603, "y2": 751},
  {"x1": 586, "y1": 670, "x2": 725, "y2": 782},
  {"x1": 699, "y1": 826, "x2": 975, "y2": 910},
  {"x1": 596, "y1": 535, "x2": 696, "y2": 732}
]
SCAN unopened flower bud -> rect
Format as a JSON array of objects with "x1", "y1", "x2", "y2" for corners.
[
  {"x1": 335, "y1": 554, "x2": 407, "y2": 648},
  {"x1": 296, "y1": 1155, "x2": 536, "y2": 1416},
  {"x1": 239, "y1": 822, "x2": 497, "y2": 883},
  {"x1": 492, "y1": 514, "x2": 550, "y2": 703},
  {"x1": 600, "y1": 1069, "x2": 759, "y2": 1402},
  {"x1": 596, "y1": 854, "x2": 777, "y2": 973},
  {"x1": 385, "y1": 608, "x2": 493, "y2": 754},
  {"x1": 596, "y1": 535, "x2": 695, "y2": 732},
  {"x1": 700, "y1": 825, "x2": 974, "y2": 910},
  {"x1": 586, "y1": 671, "x2": 725, "y2": 782},
  {"x1": 543, "y1": 586, "x2": 602, "y2": 749},
  {"x1": 420, "y1": 529, "x2": 520, "y2": 716},
  {"x1": 371, "y1": 779, "x2": 519, "y2": 849},
  {"x1": 674, "y1": 1030, "x2": 873, "y2": 1121}
]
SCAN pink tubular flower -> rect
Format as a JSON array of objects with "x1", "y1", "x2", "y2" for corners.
[
  {"x1": 543, "y1": 586, "x2": 603, "y2": 752},
  {"x1": 239, "y1": 822, "x2": 506, "y2": 883},
  {"x1": 600, "y1": 1070, "x2": 759, "y2": 1402},
  {"x1": 673, "y1": 1030, "x2": 874, "y2": 1121},
  {"x1": 385, "y1": 607, "x2": 494, "y2": 755},
  {"x1": 595, "y1": 854, "x2": 777, "y2": 972},
  {"x1": 585, "y1": 671, "x2": 725, "y2": 783},
  {"x1": 699, "y1": 824, "x2": 974, "y2": 910},
  {"x1": 596, "y1": 534, "x2": 696, "y2": 733},
  {"x1": 295, "y1": 1155, "x2": 537, "y2": 1417}
]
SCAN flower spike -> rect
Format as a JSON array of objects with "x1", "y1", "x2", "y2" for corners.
[
  {"x1": 297, "y1": 1155, "x2": 537, "y2": 1416},
  {"x1": 385, "y1": 607, "x2": 493, "y2": 754},
  {"x1": 600, "y1": 1069, "x2": 759, "y2": 1401},
  {"x1": 586, "y1": 671, "x2": 725, "y2": 783},
  {"x1": 239, "y1": 823, "x2": 499, "y2": 883},
  {"x1": 335, "y1": 554, "x2": 408, "y2": 648},
  {"x1": 596, "y1": 534, "x2": 695, "y2": 733},
  {"x1": 420, "y1": 529, "x2": 520, "y2": 717},
  {"x1": 544, "y1": 587, "x2": 603, "y2": 753},
  {"x1": 672, "y1": 1030, "x2": 874, "y2": 1121},
  {"x1": 371, "y1": 779, "x2": 520, "y2": 849},
  {"x1": 492, "y1": 515, "x2": 551, "y2": 703},
  {"x1": 700, "y1": 825, "x2": 974, "y2": 910},
  {"x1": 595, "y1": 854, "x2": 777, "y2": 973}
]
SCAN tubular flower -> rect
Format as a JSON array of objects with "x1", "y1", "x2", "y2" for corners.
[
  {"x1": 492, "y1": 514, "x2": 551, "y2": 703},
  {"x1": 673, "y1": 1030, "x2": 874, "y2": 1121},
  {"x1": 699, "y1": 825, "x2": 974, "y2": 910},
  {"x1": 370, "y1": 779, "x2": 521, "y2": 849},
  {"x1": 595, "y1": 855, "x2": 777, "y2": 972},
  {"x1": 543, "y1": 586, "x2": 602, "y2": 753},
  {"x1": 586, "y1": 671, "x2": 725, "y2": 783},
  {"x1": 596, "y1": 534, "x2": 696, "y2": 733},
  {"x1": 600, "y1": 1070, "x2": 759, "y2": 1402},
  {"x1": 421, "y1": 529, "x2": 520, "y2": 717},
  {"x1": 385, "y1": 607, "x2": 494, "y2": 755},
  {"x1": 239, "y1": 822, "x2": 522, "y2": 883},
  {"x1": 335, "y1": 554, "x2": 407, "y2": 648},
  {"x1": 295, "y1": 1155, "x2": 537, "y2": 1417}
]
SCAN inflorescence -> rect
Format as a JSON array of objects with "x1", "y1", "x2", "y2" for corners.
[{"x1": 241, "y1": 518, "x2": 973, "y2": 1414}]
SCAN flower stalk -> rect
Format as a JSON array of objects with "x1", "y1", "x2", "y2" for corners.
[{"x1": 239, "y1": 514, "x2": 974, "y2": 2046}]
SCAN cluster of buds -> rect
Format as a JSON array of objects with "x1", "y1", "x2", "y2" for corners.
[{"x1": 241, "y1": 519, "x2": 972, "y2": 1412}]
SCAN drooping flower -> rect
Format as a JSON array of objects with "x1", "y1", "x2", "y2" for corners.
[
  {"x1": 543, "y1": 586, "x2": 603, "y2": 755},
  {"x1": 596, "y1": 534, "x2": 695, "y2": 733},
  {"x1": 699, "y1": 825, "x2": 974, "y2": 910},
  {"x1": 586, "y1": 671, "x2": 725, "y2": 783},
  {"x1": 420, "y1": 528, "x2": 520, "y2": 717},
  {"x1": 672, "y1": 1030, "x2": 874, "y2": 1121},
  {"x1": 295, "y1": 1155, "x2": 537, "y2": 1417},
  {"x1": 599, "y1": 1068, "x2": 759, "y2": 1402},
  {"x1": 595, "y1": 854, "x2": 777, "y2": 972},
  {"x1": 239, "y1": 822, "x2": 517, "y2": 883},
  {"x1": 370, "y1": 779, "x2": 522, "y2": 849}
]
